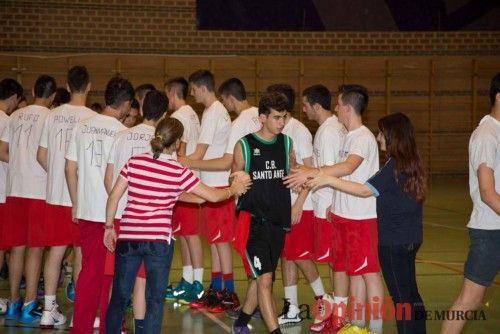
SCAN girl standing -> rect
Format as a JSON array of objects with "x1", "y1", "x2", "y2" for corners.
[
  {"x1": 307, "y1": 112, "x2": 426, "y2": 334},
  {"x1": 104, "y1": 117, "x2": 250, "y2": 333}
]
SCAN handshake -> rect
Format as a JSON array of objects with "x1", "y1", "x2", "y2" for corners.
[{"x1": 229, "y1": 171, "x2": 252, "y2": 196}]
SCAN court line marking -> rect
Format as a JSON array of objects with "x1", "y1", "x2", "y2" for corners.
[
  {"x1": 199, "y1": 308, "x2": 232, "y2": 333},
  {"x1": 423, "y1": 222, "x2": 467, "y2": 231},
  {"x1": 416, "y1": 259, "x2": 464, "y2": 266},
  {"x1": 416, "y1": 257, "x2": 500, "y2": 287}
]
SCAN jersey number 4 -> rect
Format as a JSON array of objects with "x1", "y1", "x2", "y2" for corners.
[{"x1": 253, "y1": 256, "x2": 262, "y2": 271}]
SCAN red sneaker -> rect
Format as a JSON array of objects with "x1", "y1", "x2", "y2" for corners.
[
  {"x1": 330, "y1": 314, "x2": 347, "y2": 332},
  {"x1": 207, "y1": 289, "x2": 240, "y2": 313},
  {"x1": 189, "y1": 288, "x2": 217, "y2": 309}
]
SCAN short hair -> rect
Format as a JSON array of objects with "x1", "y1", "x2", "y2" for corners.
[
  {"x1": 188, "y1": 70, "x2": 215, "y2": 92},
  {"x1": 165, "y1": 77, "x2": 188, "y2": 100},
  {"x1": 218, "y1": 78, "x2": 246, "y2": 101},
  {"x1": 51, "y1": 87, "x2": 70, "y2": 108},
  {"x1": 0, "y1": 78, "x2": 23, "y2": 100},
  {"x1": 34, "y1": 75, "x2": 57, "y2": 99},
  {"x1": 142, "y1": 90, "x2": 168, "y2": 121},
  {"x1": 266, "y1": 84, "x2": 295, "y2": 112},
  {"x1": 135, "y1": 83, "x2": 156, "y2": 101},
  {"x1": 131, "y1": 98, "x2": 140, "y2": 110},
  {"x1": 67, "y1": 66, "x2": 89, "y2": 93},
  {"x1": 258, "y1": 92, "x2": 288, "y2": 116},
  {"x1": 302, "y1": 84, "x2": 331, "y2": 110},
  {"x1": 104, "y1": 77, "x2": 135, "y2": 108},
  {"x1": 338, "y1": 84, "x2": 369, "y2": 115},
  {"x1": 489, "y1": 73, "x2": 500, "y2": 106},
  {"x1": 90, "y1": 102, "x2": 103, "y2": 113}
]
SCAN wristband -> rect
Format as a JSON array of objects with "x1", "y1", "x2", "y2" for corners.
[{"x1": 103, "y1": 224, "x2": 114, "y2": 230}]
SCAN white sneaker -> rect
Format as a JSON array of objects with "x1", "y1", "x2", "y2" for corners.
[
  {"x1": 0, "y1": 298, "x2": 8, "y2": 315},
  {"x1": 40, "y1": 304, "x2": 67, "y2": 328},
  {"x1": 278, "y1": 303, "x2": 302, "y2": 326}
]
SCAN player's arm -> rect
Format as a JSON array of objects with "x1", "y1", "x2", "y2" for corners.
[
  {"x1": 283, "y1": 154, "x2": 363, "y2": 189},
  {"x1": 37, "y1": 146, "x2": 48, "y2": 172},
  {"x1": 65, "y1": 158, "x2": 78, "y2": 222},
  {"x1": 231, "y1": 139, "x2": 245, "y2": 174},
  {"x1": 185, "y1": 143, "x2": 208, "y2": 161},
  {"x1": 104, "y1": 163, "x2": 114, "y2": 195},
  {"x1": 478, "y1": 163, "x2": 500, "y2": 215},
  {"x1": 290, "y1": 155, "x2": 313, "y2": 223},
  {"x1": 0, "y1": 141, "x2": 9, "y2": 163},
  {"x1": 181, "y1": 153, "x2": 233, "y2": 171},
  {"x1": 177, "y1": 141, "x2": 187, "y2": 157}
]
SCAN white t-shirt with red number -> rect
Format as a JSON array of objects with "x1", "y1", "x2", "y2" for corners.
[
  {"x1": 108, "y1": 123, "x2": 155, "y2": 218},
  {"x1": 1, "y1": 105, "x2": 50, "y2": 200},
  {"x1": 331, "y1": 125, "x2": 378, "y2": 219},
  {"x1": 283, "y1": 117, "x2": 314, "y2": 211},
  {"x1": 65, "y1": 114, "x2": 126, "y2": 222},
  {"x1": 312, "y1": 115, "x2": 346, "y2": 218},
  {"x1": 118, "y1": 153, "x2": 200, "y2": 243},
  {"x1": 198, "y1": 100, "x2": 231, "y2": 186},
  {"x1": 39, "y1": 104, "x2": 96, "y2": 206}
]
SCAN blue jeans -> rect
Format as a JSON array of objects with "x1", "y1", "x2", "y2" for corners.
[
  {"x1": 378, "y1": 243, "x2": 426, "y2": 334},
  {"x1": 106, "y1": 240, "x2": 174, "y2": 334}
]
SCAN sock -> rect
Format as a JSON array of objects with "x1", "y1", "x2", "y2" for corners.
[
  {"x1": 211, "y1": 272, "x2": 222, "y2": 291},
  {"x1": 351, "y1": 303, "x2": 365, "y2": 328},
  {"x1": 309, "y1": 277, "x2": 326, "y2": 297},
  {"x1": 369, "y1": 318, "x2": 383, "y2": 333},
  {"x1": 270, "y1": 328, "x2": 282, "y2": 334},
  {"x1": 182, "y1": 265, "x2": 193, "y2": 284},
  {"x1": 333, "y1": 296, "x2": 349, "y2": 318},
  {"x1": 223, "y1": 273, "x2": 234, "y2": 292},
  {"x1": 284, "y1": 285, "x2": 298, "y2": 306},
  {"x1": 234, "y1": 311, "x2": 252, "y2": 327},
  {"x1": 44, "y1": 295, "x2": 56, "y2": 310},
  {"x1": 134, "y1": 319, "x2": 145, "y2": 334},
  {"x1": 193, "y1": 268, "x2": 204, "y2": 284}
]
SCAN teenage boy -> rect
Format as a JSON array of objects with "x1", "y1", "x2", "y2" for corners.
[
  {"x1": 37, "y1": 66, "x2": 96, "y2": 328},
  {"x1": 232, "y1": 91, "x2": 293, "y2": 334},
  {"x1": 65, "y1": 77, "x2": 133, "y2": 334}
]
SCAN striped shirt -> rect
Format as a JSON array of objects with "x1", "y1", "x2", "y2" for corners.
[{"x1": 118, "y1": 152, "x2": 200, "y2": 242}]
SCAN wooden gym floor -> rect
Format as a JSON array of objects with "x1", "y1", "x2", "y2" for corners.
[{"x1": 0, "y1": 176, "x2": 498, "y2": 333}]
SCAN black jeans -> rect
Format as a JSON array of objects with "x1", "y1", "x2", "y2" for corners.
[{"x1": 378, "y1": 243, "x2": 426, "y2": 334}]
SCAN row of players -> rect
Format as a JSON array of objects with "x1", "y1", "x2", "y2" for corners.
[
  {"x1": 0, "y1": 67, "x2": 426, "y2": 334},
  {"x1": 2, "y1": 67, "x2": 392, "y2": 331},
  {"x1": 2, "y1": 67, "x2": 420, "y2": 332}
]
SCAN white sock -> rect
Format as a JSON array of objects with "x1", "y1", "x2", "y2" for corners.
[
  {"x1": 309, "y1": 277, "x2": 326, "y2": 297},
  {"x1": 369, "y1": 318, "x2": 383, "y2": 333},
  {"x1": 333, "y1": 296, "x2": 348, "y2": 317},
  {"x1": 44, "y1": 295, "x2": 56, "y2": 310},
  {"x1": 351, "y1": 304, "x2": 365, "y2": 328},
  {"x1": 182, "y1": 265, "x2": 193, "y2": 284},
  {"x1": 284, "y1": 285, "x2": 298, "y2": 307},
  {"x1": 193, "y1": 268, "x2": 204, "y2": 284}
]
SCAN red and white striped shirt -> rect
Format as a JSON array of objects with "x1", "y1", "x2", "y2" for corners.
[{"x1": 118, "y1": 153, "x2": 200, "y2": 242}]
